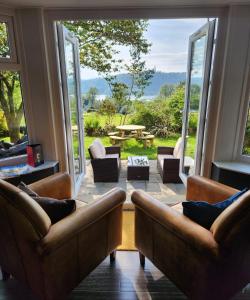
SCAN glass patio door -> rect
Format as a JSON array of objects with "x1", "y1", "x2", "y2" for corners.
[
  {"x1": 180, "y1": 20, "x2": 216, "y2": 182},
  {"x1": 57, "y1": 24, "x2": 85, "y2": 191}
]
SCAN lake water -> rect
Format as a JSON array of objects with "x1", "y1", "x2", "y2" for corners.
[{"x1": 96, "y1": 95, "x2": 156, "y2": 101}]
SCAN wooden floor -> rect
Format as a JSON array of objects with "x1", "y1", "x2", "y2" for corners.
[{"x1": 0, "y1": 251, "x2": 249, "y2": 300}]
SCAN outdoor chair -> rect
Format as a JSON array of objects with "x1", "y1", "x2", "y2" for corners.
[
  {"x1": 88, "y1": 138, "x2": 121, "y2": 182},
  {"x1": 157, "y1": 137, "x2": 182, "y2": 183},
  {"x1": 132, "y1": 175, "x2": 250, "y2": 300},
  {"x1": 0, "y1": 172, "x2": 126, "y2": 300}
]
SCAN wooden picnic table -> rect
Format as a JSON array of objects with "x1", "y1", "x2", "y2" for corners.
[{"x1": 116, "y1": 125, "x2": 146, "y2": 138}]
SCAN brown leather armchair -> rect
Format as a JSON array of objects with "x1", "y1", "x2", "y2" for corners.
[
  {"x1": 132, "y1": 175, "x2": 250, "y2": 300},
  {"x1": 0, "y1": 172, "x2": 126, "y2": 300}
]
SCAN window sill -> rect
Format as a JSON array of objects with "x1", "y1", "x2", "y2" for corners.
[{"x1": 213, "y1": 160, "x2": 250, "y2": 175}]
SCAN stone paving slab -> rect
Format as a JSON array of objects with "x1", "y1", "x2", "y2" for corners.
[{"x1": 76, "y1": 160, "x2": 186, "y2": 208}]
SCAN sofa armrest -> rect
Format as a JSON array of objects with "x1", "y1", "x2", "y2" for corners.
[
  {"x1": 132, "y1": 190, "x2": 219, "y2": 258},
  {"x1": 186, "y1": 175, "x2": 238, "y2": 204},
  {"x1": 92, "y1": 158, "x2": 118, "y2": 170},
  {"x1": 38, "y1": 188, "x2": 126, "y2": 255},
  {"x1": 105, "y1": 146, "x2": 121, "y2": 157},
  {"x1": 163, "y1": 157, "x2": 180, "y2": 171},
  {"x1": 29, "y1": 172, "x2": 72, "y2": 199},
  {"x1": 157, "y1": 146, "x2": 174, "y2": 155}
]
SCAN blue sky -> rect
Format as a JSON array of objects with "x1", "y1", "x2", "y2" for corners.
[{"x1": 81, "y1": 18, "x2": 207, "y2": 79}]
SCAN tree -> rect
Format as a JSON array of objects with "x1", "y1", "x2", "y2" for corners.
[
  {"x1": 98, "y1": 98, "x2": 116, "y2": 125},
  {"x1": 0, "y1": 24, "x2": 24, "y2": 143},
  {"x1": 105, "y1": 47, "x2": 154, "y2": 125},
  {"x1": 83, "y1": 87, "x2": 98, "y2": 109},
  {"x1": 0, "y1": 23, "x2": 9, "y2": 58},
  {"x1": 125, "y1": 47, "x2": 154, "y2": 100},
  {"x1": 64, "y1": 20, "x2": 153, "y2": 125},
  {"x1": 158, "y1": 83, "x2": 176, "y2": 99},
  {"x1": 167, "y1": 83, "x2": 185, "y2": 132},
  {"x1": 64, "y1": 20, "x2": 151, "y2": 74},
  {"x1": 0, "y1": 71, "x2": 23, "y2": 143}
]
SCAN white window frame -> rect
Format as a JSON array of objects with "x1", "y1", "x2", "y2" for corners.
[
  {"x1": 0, "y1": 15, "x2": 17, "y2": 64},
  {"x1": 0, "y1": 11, "x2": 29, "y2": 151},
  {"x1": 233, "y1": 42, "x2": 250, "y2": 163}
]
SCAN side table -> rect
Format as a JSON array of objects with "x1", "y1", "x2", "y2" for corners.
[{"x1": 127, "y1": 156, "x2": 149, "y2": 180}]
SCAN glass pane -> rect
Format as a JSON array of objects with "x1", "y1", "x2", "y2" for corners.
[
  {"x1": 0, "y1": 71, "x2": 28, "y2": 158},
  {"x1": 65, "y1": 39, "x2": 81, "y2": 176},
  {"x1": 183, "y1": 35, "x2": 206, "y2": 176},
  {"x1": 242, "y1": 103, "x2": 250, "y2": 155},
  {"x1": 0, "y1": 22, "x2": 11, "y2": 59}
]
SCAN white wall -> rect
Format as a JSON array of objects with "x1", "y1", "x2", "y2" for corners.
[
  {"x1": 213, "y1": 5, "x2": 250, "y2": 162},
  {"x1": 15, "y1": 8, "x2": 58, "y2": 162}
]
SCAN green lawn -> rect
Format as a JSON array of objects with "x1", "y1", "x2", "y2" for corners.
[
  {"x1": 83, "y1": 135, "x2": 196, "y2": 160},
  {"x1": 83, "y1": 112, "x2": 196, "y2": 159}
]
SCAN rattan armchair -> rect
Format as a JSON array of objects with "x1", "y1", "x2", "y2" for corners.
[{"x1": 88, "y1": 145, "x2": 121, "y2": 182}]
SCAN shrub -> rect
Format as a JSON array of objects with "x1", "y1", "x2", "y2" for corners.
[
  {"x1": 151, "y1": 124, "x2": 171, "y2": 138},
  {"x1": 84, "y1": 119, "x2": 102, "y2": 136},
  {"x1": 189, "y1": 112, "x2": 198, "y2": 134}
]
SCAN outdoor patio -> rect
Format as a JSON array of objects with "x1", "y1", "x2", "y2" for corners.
[{"x1": 76, "y1": 159, "x2": 186, "y2": 207}]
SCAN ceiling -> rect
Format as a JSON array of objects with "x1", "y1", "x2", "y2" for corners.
[{"x1": 1, "y1": 0, "x2": 250, "y2": 8}]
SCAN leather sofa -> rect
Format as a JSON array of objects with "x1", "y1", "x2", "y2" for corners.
[
  {"x1": 0, "y1": 172, "x2": 126, "y2": 300},
  {"x1": 88, "y1": 138, "x2": 121, "y2": 182},
  {"x1": 132, "y1": 175, "x2": 250, "y2": 300}
]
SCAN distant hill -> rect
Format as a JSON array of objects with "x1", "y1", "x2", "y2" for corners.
[{"x1": 81, "y1": 72, "x2": 199, "y2": 97}]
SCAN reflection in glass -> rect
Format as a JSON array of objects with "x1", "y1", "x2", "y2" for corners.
[
  {"x1": 0, "y1": 22, "x2": 10, "y2": 58},
  {"x1": 242, "y1": 103, "x2": 250, "y2": 155},
  {"x1": 183, "y1": 35, "x2": 206, "y2": 176},
  {"x1": 65, "y1": 40, "x2": 81, "y2": 177}
]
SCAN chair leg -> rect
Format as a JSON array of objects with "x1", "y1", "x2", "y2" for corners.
[
  {"x1": 110, "y1": 250, "x2": 116, "y2": 263},
  {"x1": 139, "y1": 252, "x2": 145, "y2": 268},
  {"x1": 1, "y1": 268, "x2": 10, "y2": 281}
]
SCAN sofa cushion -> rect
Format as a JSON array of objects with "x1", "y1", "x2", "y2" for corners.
[
  {"x1": 89, "y1": 139, "x2": 106, "y2": 159},
  {"x1": 18, "y1": 182, "x2": 76, "y2": 224},
  {"x1": 173, "y1": 137, "x2": 182, "y2": 158},
  {"x1": 106, "y1": 153, "x2": 119, "y2": 159},
  {"x1": 182, "y1": 188, "x2": 248, "y2": 229}
]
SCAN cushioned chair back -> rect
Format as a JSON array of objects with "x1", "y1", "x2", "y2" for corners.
[
  {"x1": 0, "y1": 179, "x2": 51, "y2": 282},
  {"x1": 173, "y1": 138, "x2": 182, "y2": 158},
  {"x1": 211, "y1": 191, "x2": 250, "y2": 246},
  {"x1": 89, "y1": 139, "x2": 106, "y2": 159}
]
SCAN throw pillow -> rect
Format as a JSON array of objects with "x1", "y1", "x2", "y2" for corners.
[
  {"x1": 182, "y1": 188, "x2": 248, "y2": 229},
  {"x1": 18, "y1": 182, "x2": 76, "y2": 224}
]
